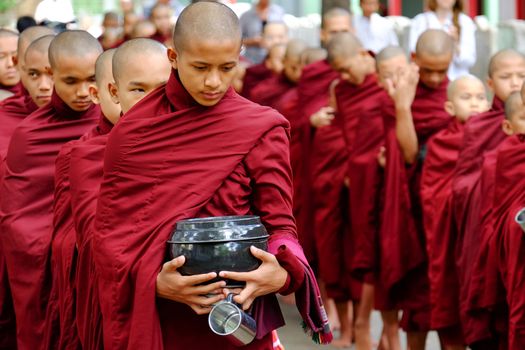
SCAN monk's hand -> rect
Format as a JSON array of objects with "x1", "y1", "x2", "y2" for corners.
[
  {"x1": 219, "y1": 246, "x2": 288, "y2": 311},
  {"x1": 386, "y1": 63, "x2": 419, "y2": 111},
  {"x1": 310, "y1": 106, "x2": 335, "y2": 128},
  {"x1": 377, "y1": 146, "x2": 386, "y2": 168},
  {"x1": 156, "y1": 256, "x2": 226, "y2": 315}
]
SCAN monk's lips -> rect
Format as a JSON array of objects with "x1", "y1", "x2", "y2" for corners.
[{"x1": 167, "y1": 215, "x2": 269, "y2": 287}]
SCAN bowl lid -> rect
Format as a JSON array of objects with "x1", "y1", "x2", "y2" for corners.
[{"x1": 168, "y1": 215, "x2": 269, "y2": 243}]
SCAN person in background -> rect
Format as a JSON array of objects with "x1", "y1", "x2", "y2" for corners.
[
  {"x1": 409, "y1": 0, "x2": 476, "y2": 80},
  {"x1": 123, "y1": 11, "x2": 138, "y2": 40},
  {"x1": 16, "y1": 16, "x2": 37, "y2": 33},
  {"x1": 240, "y1": 0, "x2": 285, "y2": 64},
  {"x1": 353, "y1": 0, "x2": 398, "y2": 54},
  {"x1": 98, "y1": 11, "x2": 123, "y2": 50}
]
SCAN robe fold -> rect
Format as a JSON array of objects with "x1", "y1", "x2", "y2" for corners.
[
  {"x1": 0, "y1": 89, "x2": 39, "y2": 350},
  {"x1": 0, "y1": 91, "x2": 99, "y2": 350},
  {"x1": 451, "y1": 97, "x2": 506, "y2": 344},
  {"x1": 70, "y1": 117, "x2": 113, "y2": 350},
  {"x1": 420, "y1": 119, "x2": 464, "y2": 334},
  {"x1": 379, "y1": 79, "x2": 451, "y2": 327},
  {"x1": 241, "y1": 63, "x2": 274, "y2": 99},
  {"x1": 93, "y1": 70, "x2": 329, "y2": 350},
  {"x1": 0, "y1": 81, "x2": 22, "y2": 96},
  {"x1": 335, "y1": 75, "x2": 385, "y2": 287},
  {"x1": 248, "y1": 74, "x2": 294, "y2": 107},
  {"x1": 297, "y1": 60, "x2": 354, "y2": 300}
]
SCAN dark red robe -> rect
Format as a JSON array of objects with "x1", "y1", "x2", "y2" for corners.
[
  {"x1": 248, "y1": 74, "x2": 294, "y2": 107},
  {"x1": 0, "y1": 89, "x2": 39, "y2": 349},
  {"x1": 334, "y1": 74, "x2": 385, "y2": 288},
  {"x1": 452, "y1": 97, "x2": 506, "y2": 345},
  {"x1": 420, "y1": 119, "x2": 464, "y2": 337},
  {"x1": 0, "y1": 91, "x2": 99, "y2": 349},
  {"x1": 0, "y1": 81, "x2": 22, "y2": 96},
  {"x1": 69, "y1": 117, "x2": 113, "y2": 350},
  {"x1": 241, "y1": 63, "x2": 274, "y2": 99},
  {"x1": 297, "y1": 60, "x2": 352, "y2": 300},
  {"x1": 92, "y1": 71, "x2": 330, "y2": 350},
  {"x1": 380, "y1": 79, "x2": 451, "y2": 330}
]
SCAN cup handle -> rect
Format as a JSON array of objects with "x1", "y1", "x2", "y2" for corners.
[{"x1": 226, "y1": 292, "x2": 237, "y2": 303}]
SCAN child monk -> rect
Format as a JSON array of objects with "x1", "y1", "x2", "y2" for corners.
[
  {"x1": 420, "y1": 75, "x2": 489, "y2": 350},
  {"x1": 380, "y1": 29, "x2": 454, "y2": 350},
  {"x1": 0, "y1": 30, "x2": 102, "y2": 349},
  {"x1": 92, "y1": 2, "x2": 331, "y2": 349},
  {"x1": 0, "y1": 29, "x2": 21, "y2": 97},
  {"x1": 149, "y1": 3, "x2": 172, "y2": 45},
  {"x1": 451, "y1": 49, "x2": 525, "y2": 348},
  {"x1": 0, "y1": 26, "x2": 55, "y2": 350}
]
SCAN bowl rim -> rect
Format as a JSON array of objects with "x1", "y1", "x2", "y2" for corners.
[{"x1": 167, "y1": 235, "x2": 269, "y2": 244}]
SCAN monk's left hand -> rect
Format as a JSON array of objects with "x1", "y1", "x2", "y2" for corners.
[{"x1": 219, "y1": 246, "x2": 288, "y2": 310}]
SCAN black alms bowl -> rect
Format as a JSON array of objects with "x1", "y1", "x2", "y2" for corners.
[{"x1": 167, "y1": 216, "x2": 269, "y2": 287}]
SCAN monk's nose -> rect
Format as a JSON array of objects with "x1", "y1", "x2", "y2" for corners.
[
  {"x1": 204, "y1": 71, "x2": 221, "y2": 89},
  {"x1": 39, "y1": 75, "x2": 52, "y2": 91},
  {"x1": 77, "y1": 82, "x2": 90, "y2": 97}
]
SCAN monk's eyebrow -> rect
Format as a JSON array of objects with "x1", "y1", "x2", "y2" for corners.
[{"x1": 128, "y1": 81, "x2": 146, "y2": 86}]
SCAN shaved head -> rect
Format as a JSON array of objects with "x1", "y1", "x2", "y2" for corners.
[
  {"x1": 95, "y1": 48, "x2": 116, "y2": 86},
  {"x1": 0, "y1": 29, "x2": 18, "y2": 39},
  {"x1": 488, "y1": 49, "x2": 525, "y2": 77},
  {"x1": 48, "y1": 30, "x2": 102, "y2": 69},
  {"x1": 301, "y1": 48, "x2": 327, "y2": 66},
  {"x1": 376, "y1": 45, "x2": 407, "y2": 67},
  {"x1": 327, "y1": 32, "x2": 362, "y2": 64},
  {"x1": 0, "y1": 29, "x2": 20, "y2": 87},
  {"x1": 17, "y1": 26, "x2": 55, "y2": 65},
  {"x1": 131, "y1": 20, "x2": 156, "y2": 39},
  {"x1": 447, "y1": 74, "x2": 484, "y2": 100},
  {"x1": 112, "y1": 38, "x2": 168, "y2": 84},
  {"x1": 285, "y1": 39, "x2": 307, "y2": 60},
  {"x1": 173, "y1": 2, "x2": 241, "y2": 53},
  {"x1": 24, "y1": 35, "x2": 54, "y2": 63},
  {"x1": 23, "y1": 35, "x2": 54, "y2": 106},
  {"x1": 505, "y1": 91, "x2": 523, "y2": 120},
  {"x1": 415, "y1": 29, "x2": 455, "y2": 58},
  {"x1": 322, "y1": 7, "x2": 352, "y2": 29}
]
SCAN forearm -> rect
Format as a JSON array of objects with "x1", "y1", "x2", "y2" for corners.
[{"x1": 395, "y1": 105, "x2": 418, "y2": 164}]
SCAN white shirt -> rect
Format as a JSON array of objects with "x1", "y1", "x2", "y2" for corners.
[
  {"x1": 34, "y1": 0, "x2": 75, "y2": 23},
  {"x1": 409, "y1": 11, "x2": 477, "y2": 80},
  {"x1": 353, "y1": 13, "x2": 399, "y2": 54}
]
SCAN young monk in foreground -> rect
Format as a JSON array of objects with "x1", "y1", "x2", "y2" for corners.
[
  {"x1": 92, "y1": 3, "x2": 331, "y2": 349},
  {"x1": 0, "y1": 29, "x2": 21, "y2": 97},
  {"x1": 380, "y1": 29, "x2": 453, "y2": 350},
  {"x1": 0, "y1": 30, "x2": 102, "y2": 350},
  {"x1": 420, "y1": 75, "x2": 489, "y2": 350},
  {"x1": 0, "y1": 26, "x2": 55, "y2": 350}
]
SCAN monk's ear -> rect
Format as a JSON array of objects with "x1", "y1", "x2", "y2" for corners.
[
  {"x1": 486, "y1": 77, "x2": 495, "y2": 94},
  {"x1": 108, "y1": 82, "x2": 120, "y2": 105},
  {"x1": 45, "y1": 66, "x2": 53, "y2": 77},
  {"x1": 89, "y1": 84, "x2": 100, "y2": 105},
  {"x1": 12, "y1": 55, "x2": 18, "y2": 67},
  {"x1": 411, "y1": 52, "x2": 417, "y2": 63},
  {"x1": 502, "y1": 119, "x2": 514, "y2": 136},
  {"x1": 444, "y1": 101, "x2": 455, "y2": 116},
  {"x1": 167, "y1": 48, "x2": 178, "y2": 70}
]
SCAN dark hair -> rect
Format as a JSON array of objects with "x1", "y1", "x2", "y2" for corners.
[
  {"x1": 427, "y1": 0, "x2": 463, "y2": 39},
  {"x1": 16, "y1": 16, "x2": 37, "y2": 33}
]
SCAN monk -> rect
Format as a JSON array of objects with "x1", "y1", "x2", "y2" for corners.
[
  {"x1": 92, "y1": 3, "x2": 331, "y2": 349},
  {"x1": 123, "y1": 11, "x2": 138, "y2": 41},
  {"x1": 0, "y1": 29, "x2": 21, "y2": 97},
  {"x1": 297, "y1": 7, "x2": 354, "y2": 347},
  {"x1": 0, "y1": 30, "x2": 102, "y2": 350},
  {"x1": 241, "y1": 22, "x2": 289, "y2": 98},
  {"x1": 420, "y1": 75, "x2": 489, "y2": 350},
  {"x1": 131, "y1": 20, "x2": 157, "y2": 39},
  {"x1": 248, "y1": 40, "x2": 303, "y2": 106},
  {"x1": 380, "y1": 29, "x2": 454, "y2": 350},
  {"x1": 452, "y1": 49, "x2": 525, "y2": 349},
  {"x1": 0, "y1": 26, "x2": 55, "y2": 350},
  {"x1": 150, "y1": 3, "x2": 172, "y2": 45}
]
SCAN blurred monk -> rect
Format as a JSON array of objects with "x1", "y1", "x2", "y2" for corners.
[
  {"x1": 0, "y1": 29, "x2": 20, "y2": 97},
  {"x1": 150, "y1": 3, "x2": 172, "y2": 45},
  {"x1": 131, "y1": 20, "x2": 157, "y2": 39}
]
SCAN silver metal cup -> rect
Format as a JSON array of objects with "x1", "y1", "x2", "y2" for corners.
[
  {"x1": 208, "y1": 293, "x2": 257, "y2": 346},
  {"x1": 515, "y1": 207, "x2": 525, "y2": 233}
]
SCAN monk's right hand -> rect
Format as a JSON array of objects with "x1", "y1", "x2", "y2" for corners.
[
  {"x1": 156, "y1": 256, "x2": 226, "y2": 315},
  {"x1": 310, "y1": 106, "x2": 335, "y2": 128},
  {"x1": 385, "y1": 63, "x2": 419, "y2": 110}
]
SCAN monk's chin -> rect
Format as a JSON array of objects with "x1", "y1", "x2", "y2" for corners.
[{"x1": 69, "y1": 101, "x2": 93, "y2": 111}]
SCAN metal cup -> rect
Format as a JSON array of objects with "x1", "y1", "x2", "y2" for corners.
[
  {"x1": 208, "y1": 293, "x2": 257, "y2": 346},
  {"x1": 515, "y1": 207, "x2": 525, "y2": 233}
]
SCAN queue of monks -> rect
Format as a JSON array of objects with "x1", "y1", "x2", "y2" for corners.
[{"x1": 0, "y1": 1, "x2": 525, "y2": 350}]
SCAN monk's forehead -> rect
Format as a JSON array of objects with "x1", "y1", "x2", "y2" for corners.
[
  {"x1": 0, "y1": 35, "x2": 17, "y2": 50},
  {"x1": 490, "y1": 51, "x2": 525, "y2": 74}
]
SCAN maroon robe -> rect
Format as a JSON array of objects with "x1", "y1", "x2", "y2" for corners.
[
  {"x1": 420, "y1": 119, "x2": 464, "y2": 335},
  {"x1": 0, "y1": 91, "x2": 99, "y2": 350},
  {"x1": 0, "y1": 89, "x2": 39, "y2": 349},
  {"x1": 452, "y1": 97, "x2": 506, "y2": 344},
  {"x1": 70, "y1": 118, "x2": 113, "y2": 350},
  {"x1": 241, "y1": 63, "x2": 274, "y2": 98},
  {"x1": 380, "y1": 79, "x2": 451, "y2": 329},
  {"x1": 334, "y1": 74, "x2": 385, "y2": 287},
  {"x1": 248, "y1": 74, "x2": 294, "y2": 107},
  {"x1": 92, "y1": 71, "x2": 330, "y2": 350},
  {"x1": 297, "y1": 60, "x2": 352, "y2": 300},
  {"x1": 0, "y1": 81, "x2": 22, "y2": 96}
]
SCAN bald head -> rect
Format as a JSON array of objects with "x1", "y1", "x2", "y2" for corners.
[
  {"x1": 415, "y1": 29, "x2": 454, "y2": 58},
  {"x1": 505, "y1": 91, "x2": 523, "y2": 120},
  {"x1": 95, "y1": 48, "x2": 116, "y2": 86},
  {"x1": 173, "y1": 2, "x2": 240, "y2": 52},
  {"x1": 112, "y1": 38, "x2": 168, "y2": 84},
  {"x1": 446, "y1": 74, "x2": 484, "y2": 99},
  {"x1": 376, "y1": 46, "x2": 406, "y2": 66},
  {"x1": 327, "y1": 32, "x2": 362, "y2": 64},
  {"x1": 0, "y1": 29, "x2": 18, "y2": 39},
  {"x1": 49, "y1": 30, "x2": 102, "y2": 69},
  {"x1": 17, "y1": 26, "x2": 55, "y2": 65},
  {"x1": 285, "y1": 39, "x2": 307, "y2": 61},
  {"x1": 322, "y1": 7, "x2": 352, "y2": 29},
  {"x1": 301, "y1": 48, "x2": 327, "y2": 66},
  {"x1": 24, "y1": 35, "x2": 54, "y2": 63},
  {"x1": 488, "y1": 49, "x2": 525, "y2": 78}
]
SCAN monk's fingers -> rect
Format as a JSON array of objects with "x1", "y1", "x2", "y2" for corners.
[
  {"x1": 249, "y1": 245, "x2": 277, "y2": 263},
  {"x1": 190, "y1": 281, "x2": 227, "y2": 295},
  {"x1": 189, "y1": 303, "x2": 214, "y2": 315},
  {"x1": 232, "y1": 285, "x2": 257, "y2": 307},
  {"x1": 181, "y1": 272, "x2": 220, "y2": 286},
  {"x1": 219, "y1": 270, "x2": 251, "y2": 283},
  {"x1": 188, "y1": 293, "x2": 225, "y2": 307},
  {"x1": 222, "y1": 287, "x2": 244, "y2": 298},
  {"x1": 163, "y1": 256, "x2": 185, "y2": 272}
]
